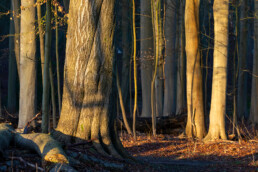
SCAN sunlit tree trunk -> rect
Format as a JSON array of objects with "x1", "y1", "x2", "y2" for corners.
[
  {"x1": 237, "y1": 0, "x2": 248, "y2": 119},
  {"x1": 204, "y1": 0, "x2": 229, "y2": 141},
  {"x1": 140, "y1": 0, "x2": 154, "y2": 117},
  {"x1": 176, "y1": 0, "x2": 186, "y2": 115},
  {"x1": 18, "y1": 0, "x2": 36, "y2": 129},
  {"x1": 53, "y1": 0, "x2": 127, "y2": 158},
  {"x1": 163, "y1": 0, "x2": 177, "y2": 116},
  {"x1": 185, "y1": 0, "x2": 206, "y2": 138},
  {"x1": 250, "y1": 0, "x2": 258, "y2": 124}
]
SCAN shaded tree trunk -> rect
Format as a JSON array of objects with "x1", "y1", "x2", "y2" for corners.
[
  {"x1": 163, "y1": 0, "x2": 177, "y2": 116},
  {"x1": 63, "y1": 0, "x2": 70, "y2": 13},
  {"x1": 7, "y1": 0, "x2": 20, "y2": 113},
  {"x1": 140, "y1": 0, "x2": 154, "y2": 117},
  {"x1": 18, "y1": 0, "x2": 36, "y2": 129},
  {"x1": 176, "y1": 0, "x2": 186, "y2": 115},
  {"x1": 185, "y1": 0, "x2": 206, "y2": 138},
  {"x1": 237, "y1": 0, "x2": 248, "y2": 119},
  {"x1": 53, "y1": 0, "x2": 127, "y2": 158},
  {"x1": 121, "y1": 0, "x2": 131, "y2": 114},
  {"x1": 250, "y1": 0, "x2": 258, "y2": 124},
  {"x1": 152, "y1": 0, "x2": 164, "y2": 117},
  {"x1": 42, "y1": 0, "x2": 52, "y2": 133},
  {"x1": 204, "y1": 0, "x2": 229, "y2": 141}
]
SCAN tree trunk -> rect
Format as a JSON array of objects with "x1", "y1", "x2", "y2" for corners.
[
  {"x1": 185, "y1": 0, "x2": 206, "y2": 139},
  {"x1": 37, "y1": 0, "x2": 44, "y2": 78},
  {"x1": 18, "y1": 0, "x2": 36, "y2": 129},
  {"x1": 152, "y1": 0, "x2": 164, "y2": 117},
  {"x1": 204, "y1": 0, "x2": 229, "y2": 141},
  {"x1": 237, "y1": 0, "x2": 248, "y2": 119},
  {"x1": 121, "y1": 0, "x2": 131, "y2": 114},
  {"x1": 52, "y1": 0, "x2": 127, "y2": 158},
  {"x1": 63, "y1": 0, "x2": 70, "y2": 13},
  {"x1": 42, "y1": 0, "x2": 52, "y2": 133},
  {"x1": 163, "y1": 0, "x2": 177, "y2": 116},
  {"x1": 13, "y1": 0, "x2": 20, "y2": 76},
  {"x1": 176, "y1": 0, "x2": 186, "y2": 115},
  {"x1": 140, "y1": 0, "x2": 154, "y2": 118},
  {"x1": 8, "y1": 2, "x2": 18, "y2": 114},
  {"x1": 250, "y1": 0, "x2": 258, "y2": 124}
]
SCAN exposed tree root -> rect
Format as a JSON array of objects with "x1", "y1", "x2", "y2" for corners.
[
  {"x1": 14, "y1": 133, "x2": 69, "y2": 164},
  {"x1": 0, "y1": 123, "x2": 14, "y2": 157}
]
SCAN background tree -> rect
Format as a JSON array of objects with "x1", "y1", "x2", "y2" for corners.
[
  {"x1": 185, "y1": 0, "x2": 206, "y2": 138},
  {"x1": 176, "y1": 0, "x2": 186, "y2": 115},
  {"x1": 140, "y1": 0, "x2": 154, "y2": 118},
  {"x1": 18, "y1": 0, "x2": 36, "y2": 129},
  {"x1": 7, "y1": 0, "x2": 20, "y2": 114},
  {"x1": 152, "y1": 0, "x2": 164, "y2": 118},
  {"x1": 163, "y1": 0, "x2": 177, "y2": 117},
  {"x1": 204, "y1": 0, "x2": 229, "y2": 141},
  {"x1": 250, "y1": 0, "x2": 258, "y2": 124},
  {"x1": 237, "y1": 0, "x2": 248, "y2": 119},
  {"x1": 41, "y1": 0, "x2": 51, "y2": 133}
]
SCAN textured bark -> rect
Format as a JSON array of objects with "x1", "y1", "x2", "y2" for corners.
[
  {"x1": 53, "y1": 0, "x2": 127, "y2": 158},
  {"x1": 163, "y1": 0, "x2": 177, "y2": 116},
  {"x1": 237, "y1": 0, "x2": 248, "y2": 119},
  {"x1": 0, "y1": 124, "x2": 14, "y2": 157},
  {"x1": 204, "y1": 0, "x2": 229, "y2": 141},
  {"x1": 176, "y1": 0, "x2": 186, "y2": 115},
  {"x1": 140, "y1": 0, "x2": 154, "y2": 117},
  {"x1": 185, "y1": 0, "x2": 206, "y2": 139},
  {"x1": 8, "y1": 3, "x2": 18, "y2": 114},
  {"x1": 18, "y1": 0, "x2": 36, "y2": 129},
  {"x1": 250, "y1": 0, "x2": 258, "y2": 124}
]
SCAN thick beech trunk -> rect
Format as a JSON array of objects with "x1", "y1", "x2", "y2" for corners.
[
  {"x1": 163, "y1": 0, "x2": 177, "y2": 116},
  {"x1": 53, "y1": 0, "x2": 127, "y2": 158},
  {"x1": 18, "y1": 0, "x2": 36, "y2": 129},
  {"x1": 250, "y1": 0, "x2": 258, "y2": 124},
  {"x1": 140, "y1": 0, "x2": 154, "y2": 117},
  {"x1": 204, "y1": 0, "x2": 229, "y2": 141},
  {"x1": 185, "y1": 0, "x2": 206, "y2": 138}
]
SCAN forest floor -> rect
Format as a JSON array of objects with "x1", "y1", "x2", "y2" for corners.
[{"x1": 0, "y1": 115, "x2": 257, "y2": 171}]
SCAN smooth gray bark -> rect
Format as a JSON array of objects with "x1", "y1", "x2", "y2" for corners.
[
  {"x1": 18, "y1": 0, "x2": 36, "y2": 129},
  {"x1": 163, "y1": 0, "x2": 177, "y2": 116}
]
